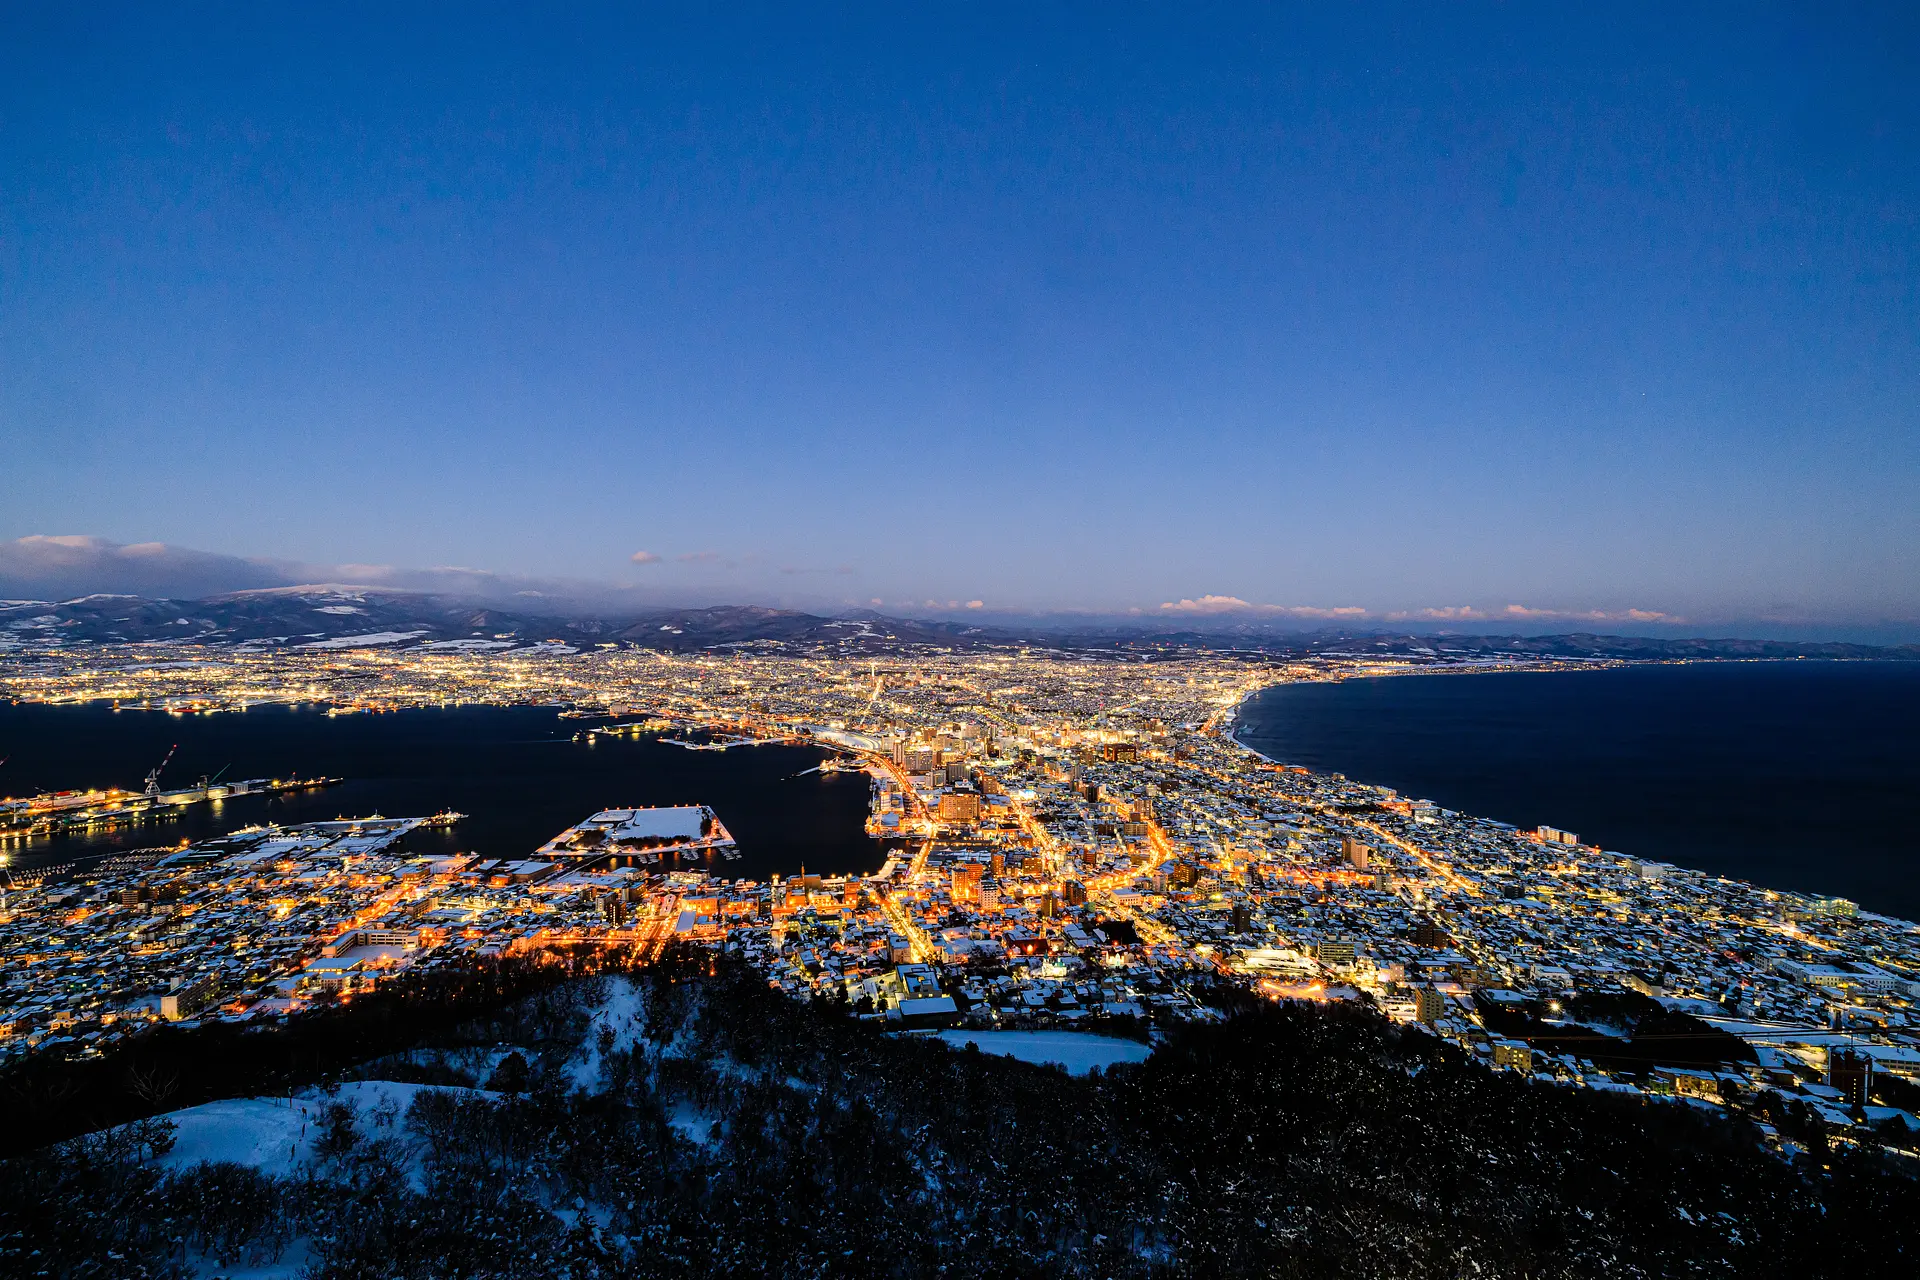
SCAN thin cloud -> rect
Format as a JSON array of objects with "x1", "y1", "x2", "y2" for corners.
[
  {"x1": 676, "y1": 551, "x2": 723, "y2": 564},
  {"x1": 1501, "y1": 604, "x2": 1685, "y2": 624},
  {"x1": 630, "y1": 550, "x2": 662, "y2": 565},
  {"x1": 1158, "y1": 595, "x2": 1368, "y2": 618},
  {"x1": 1403, "y1": 605, "x2": 1486, "y2": 621}
]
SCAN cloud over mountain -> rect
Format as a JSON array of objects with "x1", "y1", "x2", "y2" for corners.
[
  {"x1": 0, "y1": 535, "x2": 293, "y2": 601},
  {"x1": 1155, "y1": 596, "x2": 1369, "y2": 618},
  {"x1": 0, "y1": 536, "x2": 658, "y2": 612}
]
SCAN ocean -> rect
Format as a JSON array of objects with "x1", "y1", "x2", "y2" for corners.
[
  {"x1": 1233, "y1": 661, "x2": 1920, "y2": 922},
  {"x1": 0, "y1": 704, "x2": 883, "y2": 882}
]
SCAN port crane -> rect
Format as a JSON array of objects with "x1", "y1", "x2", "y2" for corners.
[{"x1": 143, "y1": 744, "x2": 178, "y2": 797}]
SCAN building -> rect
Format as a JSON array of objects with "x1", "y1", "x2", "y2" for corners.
[
  {"x1": 298, "y1": 958, "x2": 364, "y2": 994},
  {"x1": 1342, "y1": 837, "x2": 1371, "y2": 870},
  {"x1": 1414, "y1": 985, "x2": 1446, "y2": 1023},
  {"x1": 1313, "y1": 941, "x2": 1356, "y2": 968},
  {"x1": 1830, "y1": 1048, "x2": 1873, "y2": 1108},
  {"x1": 897, "y1": 995, "x2": 961, "y2": 1029},
  {"x1": 1491, "y1": 1039, "x2": 1534, "y2": 1072},
  {"x1": 160, "y1": 975, "x2": 221, "y2": 1022},
  {"x1": 951, "y1": 863, "x2": 984, "y2": 902},
  {"x1": 937, "y1": 792, "x2": 982, "y2": 823}
]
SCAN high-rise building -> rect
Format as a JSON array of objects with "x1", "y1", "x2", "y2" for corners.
[
  {"x1": 937, "y1": 792, "x2": 981, "y2": 823},
  {"x1": 950, "y1": 863, "x2": 984, "y2": 901},
  {"x1": 1414, "y1": 985, "x2": 1446, "y2": 1023},
  {"x1": 1829, "y1": 1048, "x2": 1873, "y2": 1107}
]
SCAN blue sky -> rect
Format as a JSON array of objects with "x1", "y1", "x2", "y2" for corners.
[{"x1": 2, "y1": 5, "x2": 1916, "y2": 634}]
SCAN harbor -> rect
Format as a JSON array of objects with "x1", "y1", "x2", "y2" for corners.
[
  {"x1": 2, "y1": 767, "x2": 343, "y2": 843},
  {"x1": 0, "y1": 703, "x2": 882, "y2": 885}
]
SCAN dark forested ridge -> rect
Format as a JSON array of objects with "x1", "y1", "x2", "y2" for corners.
[
  {"x1": 3, "y1": 954, "x2": 1914, "y2": 1278},
  {"x1": 8, "y1": 591, "x2": 1918, "y2": 660}
]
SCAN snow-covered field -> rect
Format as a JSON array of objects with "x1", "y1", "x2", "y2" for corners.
[
  {"x1": 935, "y1": 1030, "x2": 1152, "y2": 1075},
  {"x1": 417, "y1": 638, "x2": 521, "y2": 651},
  {"x1": 153, "y1": 1079, "x2": 492, "y2": 1179},
  {"x1": 140, "y1": 978, "x2": 659, "y2": 1184},
  {"x1": 294, "y1": 630, "x2": 429, "y2": 649}
]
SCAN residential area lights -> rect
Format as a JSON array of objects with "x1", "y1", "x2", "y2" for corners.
[{"x1": 1, "y1": 638, "x2": 1917, "y2": 1158}]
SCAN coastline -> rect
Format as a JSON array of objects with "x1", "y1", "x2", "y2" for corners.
[{"x1": 1226, "y1": 661, "x2": 1920, "y2": 920}]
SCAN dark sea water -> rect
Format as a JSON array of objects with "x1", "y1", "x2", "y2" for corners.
[
  {"x1": 0, "y1": 704, "x2": 882, "y2": 881},
  {"x1": 1234, "y1": 662, "x2": 1920, "y2": 922}
]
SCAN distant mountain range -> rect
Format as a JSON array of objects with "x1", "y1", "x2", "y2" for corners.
[
  {"x1": 3, "y1": 588, "x2": 1916, "y2": 661},
  {"x1": 0, "y1": 590, "x2": 996, "y2": 655}
]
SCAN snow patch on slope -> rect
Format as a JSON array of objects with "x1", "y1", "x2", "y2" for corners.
[{"x1": 934, "y1": 1030, "x2": 1152, "y2": 1075}]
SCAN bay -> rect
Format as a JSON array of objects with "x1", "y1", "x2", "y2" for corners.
[
  {"x1": 0, "y1": 704, "x2": 882, "y2": 882},
  {"x1": 1233, "y1": 661, "x2": 1920, "y2": 921}
]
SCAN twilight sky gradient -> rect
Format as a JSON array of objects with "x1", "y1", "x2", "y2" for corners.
[{"x1": 3, "y1": 6, "x2": 1917, "y2": 633}]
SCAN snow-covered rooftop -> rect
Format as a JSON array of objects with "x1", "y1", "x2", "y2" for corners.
[
  {"x1": 539, "y1": 805, "x2": 734, "y2": 857},
  {"x1": 588, "y1": 807, "x2": 709, "y2": 842}
]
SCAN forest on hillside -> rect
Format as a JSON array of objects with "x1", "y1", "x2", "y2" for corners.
[{"x1": 3, "y1": 951, "x2": 1917, "y2": 1279}]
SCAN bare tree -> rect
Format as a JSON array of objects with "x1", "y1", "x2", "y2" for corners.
[{"x1": 125, "y1": 1061, "x2": 180, "y2": 1107}]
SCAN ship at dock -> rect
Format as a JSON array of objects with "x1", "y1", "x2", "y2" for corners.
[{"x1": 0, "y1": 770, "x2": 344, "y2": 842}]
